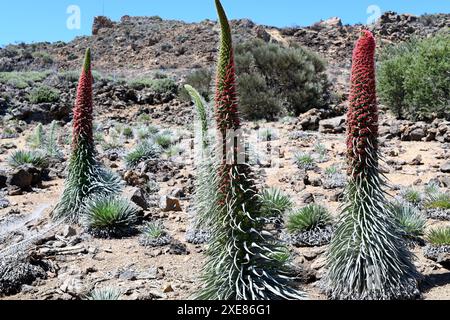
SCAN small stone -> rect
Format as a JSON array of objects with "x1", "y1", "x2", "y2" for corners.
[
  {"x1": 159, "y1": 196, "x2": 182, "y2": 212},
  {"x1": 0, "y1": 197, "x2": 10, "y2": 209},
  {"x1": 61, "y1": 225, "x2": 77, "y2": 238},
  {"x1": 152, "y1": 249, "x2": 162, "y2": 257},
  {"x1": 130, "y1": 188, "x2": 149, "y2": 210},
  {"x1": 300, "y1": 193, "x2": 314, "y2": 204},
  {"x1": 21, "y1": 284, "x2": 37, "y2": 294},
  {"x1": 118, "y1": 269, "x2": 137, "y2": 281},
  {"x1": 311, "y1": 177, "x2": 322, "y2": 187},
  {"x1": 170, "y1": 188, "x2": 185, "y2": 198},
  {"x1": 440, "y1": 161, "x2": 450, "y2": 173},
  {"x1": 52, "y1": 241, "x2": 66, "y2": 248},
  {"x1": 410, "y1": 155, "x2": 423, "y2": 166},
  {"x1": 311, "y1": 257, "x2": 326, "y2": 270},
  {"x1": 8, "y1": 167, "x2": 33, "y2": 189},
  {"x1": 162, "y1": 283, "x2": 174, "y2": 293},
  {"x1": 104, "y1": 247, "x2": 113, "y2": 253},
  {"x1": 88, "y1": 246, "x2": 98, "y2": 255}
]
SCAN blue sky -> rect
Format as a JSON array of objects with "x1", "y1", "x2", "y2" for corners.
[{"x1": 1, "y1": 0, "x2": 449, "y2": 46}]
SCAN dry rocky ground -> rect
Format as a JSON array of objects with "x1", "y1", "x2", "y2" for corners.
[
  {"x1": 0, "y1": 11, "x2": 449, "y2": 301},
  {"x1": 0, "y1": 110, "x2": 449, "y2": 300}
]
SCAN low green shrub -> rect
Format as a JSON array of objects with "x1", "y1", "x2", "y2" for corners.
[
  {"x1": 124, "y1": 140, "x2": 162, "y2": 169},
  {"x1": 8, "y1": 150, "x2": 48, "y2": 168},
  {"x1": 259, "y1": 188, "x2": 294, "y2": 218},
  {"x1": 81, "y1": 196, "x2": 139, "y2": 238},
  {"x1": 28, "y1": 85, "x2": 60, "y2": 104},
  {"x1": 129, "y1": 77, "x2": 177, "y2": 94},
  {"x1": 427, "y1": 227, "x2": 450, "y2": 246},
  {"x1": 286, "y1": 204, "x2": 332, "y2": 233},
  {"x1": 378, "y1": 33, "x2": 450, "y2": 120},
  {"x1": 390, "y1": 201, "x2": 426, "y2": 239},
  {"x1": 179, "y1": 68, "x2": 213, "y2": 102},
  {"x1": 235, "y1": 39, "x2": 328, "y2": 120}
]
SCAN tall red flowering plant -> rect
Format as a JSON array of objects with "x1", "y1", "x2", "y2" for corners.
[
  {"x1": 53, "y1": 49, "x2": 121, "y2": 223},
  {"x1": 325, "y1": 31, "x2": 420, "y2": 300},
  {"x1": 195, "y1": 0, "x2": 306, "y2": 300}
]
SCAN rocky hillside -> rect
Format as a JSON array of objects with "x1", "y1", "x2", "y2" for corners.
[
  {"x1": 0, "y1": 12, "x2": 448, "y2": 77},
  {"x1": 1, "y1": 12, "x2": 448, "y2": 140}
]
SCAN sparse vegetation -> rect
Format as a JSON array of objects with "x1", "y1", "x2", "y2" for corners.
[
  {"x1": 313, "y1": 142, "x2": 328, "y2": 162},
  {"x1": 258, "y1": 128, "x2": 278, "y2": 142},
  {"x1": 122, "y1": 127, "x2": 134, "y2": 139},
  {"x1": 26, "y1": 121, "x2": 62, "y2": 158},
  {"x1": 400, "y1": 187, "x2": 423, "y2": 206},
  {"x1": 425, "y1": 192, "x2": 450, "y2": 210},
  {"x1": 286, "y1": 204, "x2": 332, "y2": 233},
  {"x1": 101, "y1": 137, "x2": 123, "y2": 152},
  {"x1": 378, "y1": 33, "x2": 450, "y2": 121},
  {"x1": 32, "y1": 51, "x2": 53, "y2": 64},
  {"x1": 165, "y1": 144, "x2": 184, "y2": 157},
  {"x1": 153, "y1": 132, "x2": 174, "y2": 149},
  {"x1": 427, "y1": 227, "x2": 450, "y2": 246},
  {"x1": 86, "y1": 288, "x2": 121, "y2": 300},
  {"x1": 294, "y1": 152, "x2": 316, "y2": 170},
  {"x1": 390, "y1": 201, "x2": 426, "y2": 239},
  {"x1": 235, "y1": 39, "x2": 328, "y2": 120},
  {"x1": 139, "y1": 221, "x2": 172, "y2": 247},
  {"x1": 0, "y1": 71, "x2": 50, "y2": 89},
  {"x1": 179, "y1": 68, "x2": 213, "y2": 102},
  {"x1": 8, "y1": 150, "x2": 48, "y2": 169},
  {"x1": 28, "y1": 85, "x2": 60, "y2": 104},
  {"x1": 129, "y1": 77, "x2": 177, "y2": 94},
  {"x1": 259, "y1": 188, "x2": 293, "y2": 218},
  {"x1": 125, "y1": 140, "x2": 162, "y2": 169},
  {"x1": 81, "y1": 196, "x2": 139, "y2": 238}
]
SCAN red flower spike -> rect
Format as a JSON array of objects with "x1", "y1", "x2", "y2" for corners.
[
  {"x1": 346, "y1": 30, "x2": 378, "y2": 176},
  {"x1": 72, "y1": 48, "x2": 94, "y2": 148}
]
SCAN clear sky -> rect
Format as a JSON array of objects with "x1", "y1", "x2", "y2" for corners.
[{"x1": 1, "y1": 0, "x2": 449, "y2": 46}]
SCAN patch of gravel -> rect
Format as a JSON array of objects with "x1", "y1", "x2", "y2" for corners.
[
  {"x1": 0, "y1": 255, "x2": 53, "y2": 296},
  {"x1": 425, "y1": 208, "x2": 450, "y2": 221},
  {"x1": 322, "y1": 174, "x2": 346, "y2": 189},
  {"x1": 281, "y1": 225, "x2": 334, "y2": 247},
  {"x1": 423, "y1": 244, "x2": 450, "y2": 261},
  {"x1": 185, "y1": 228, "x2": 210, "y2": 245},
  {"x1": 138, "y1": 234, "x2": 172, "y2": 247}
]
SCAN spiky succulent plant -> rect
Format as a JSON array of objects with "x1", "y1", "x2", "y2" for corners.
[
  {"x1": 81, "y1": 195, "x2": 138, "y2": 238},
  {"x1": 286, "y1": 204, "x2": 332, "y2": 234},
  {"x1": 259, "y1": 188, "x2": 294, "y2": 218},
  {"x1": 425, "y1": 192, "x2": 450, "y2": 210},
  {"x1": 390, "y1": 201, "x2": 426, "y2": 240},
  {"x1": 52, "y1": 49, "x2": 122, "y2": 223},
  {"x1": 195, "y1": 0, "x2": 305, "y2": 300},
  {"x1": 8, "y1": 150, "x2": 48, "y2": 169},
  {"x1": 324, "y1": 31, "x2": 420, "y2": 300},
  {"x1": 283, "y1": 204, "x2": 334, "y2": 248},
  {"x1": 184, "y1": 84, "x2": 218, "y2": 244},
  {"x1": 27, "y1": 123, "x2": 45, "y2": 149},
  {"x1": 293, "y1": 152, "x2": 316, "y2": 171},
  {"x1": 86, "y1": 287, "x2": 121, "y2": 300},
  {"x1": 139, "y1": 221, "x2": 172, "y2": 247},
  {"x1": 46, "y1": 120, "x2": 63, "y2": 159},
  {"x1": 426, "y1": 227, "x2": 450, "y2": 246},
  {"x1": 124, "y1": 140, "x2": 162, "y2": 169}
]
